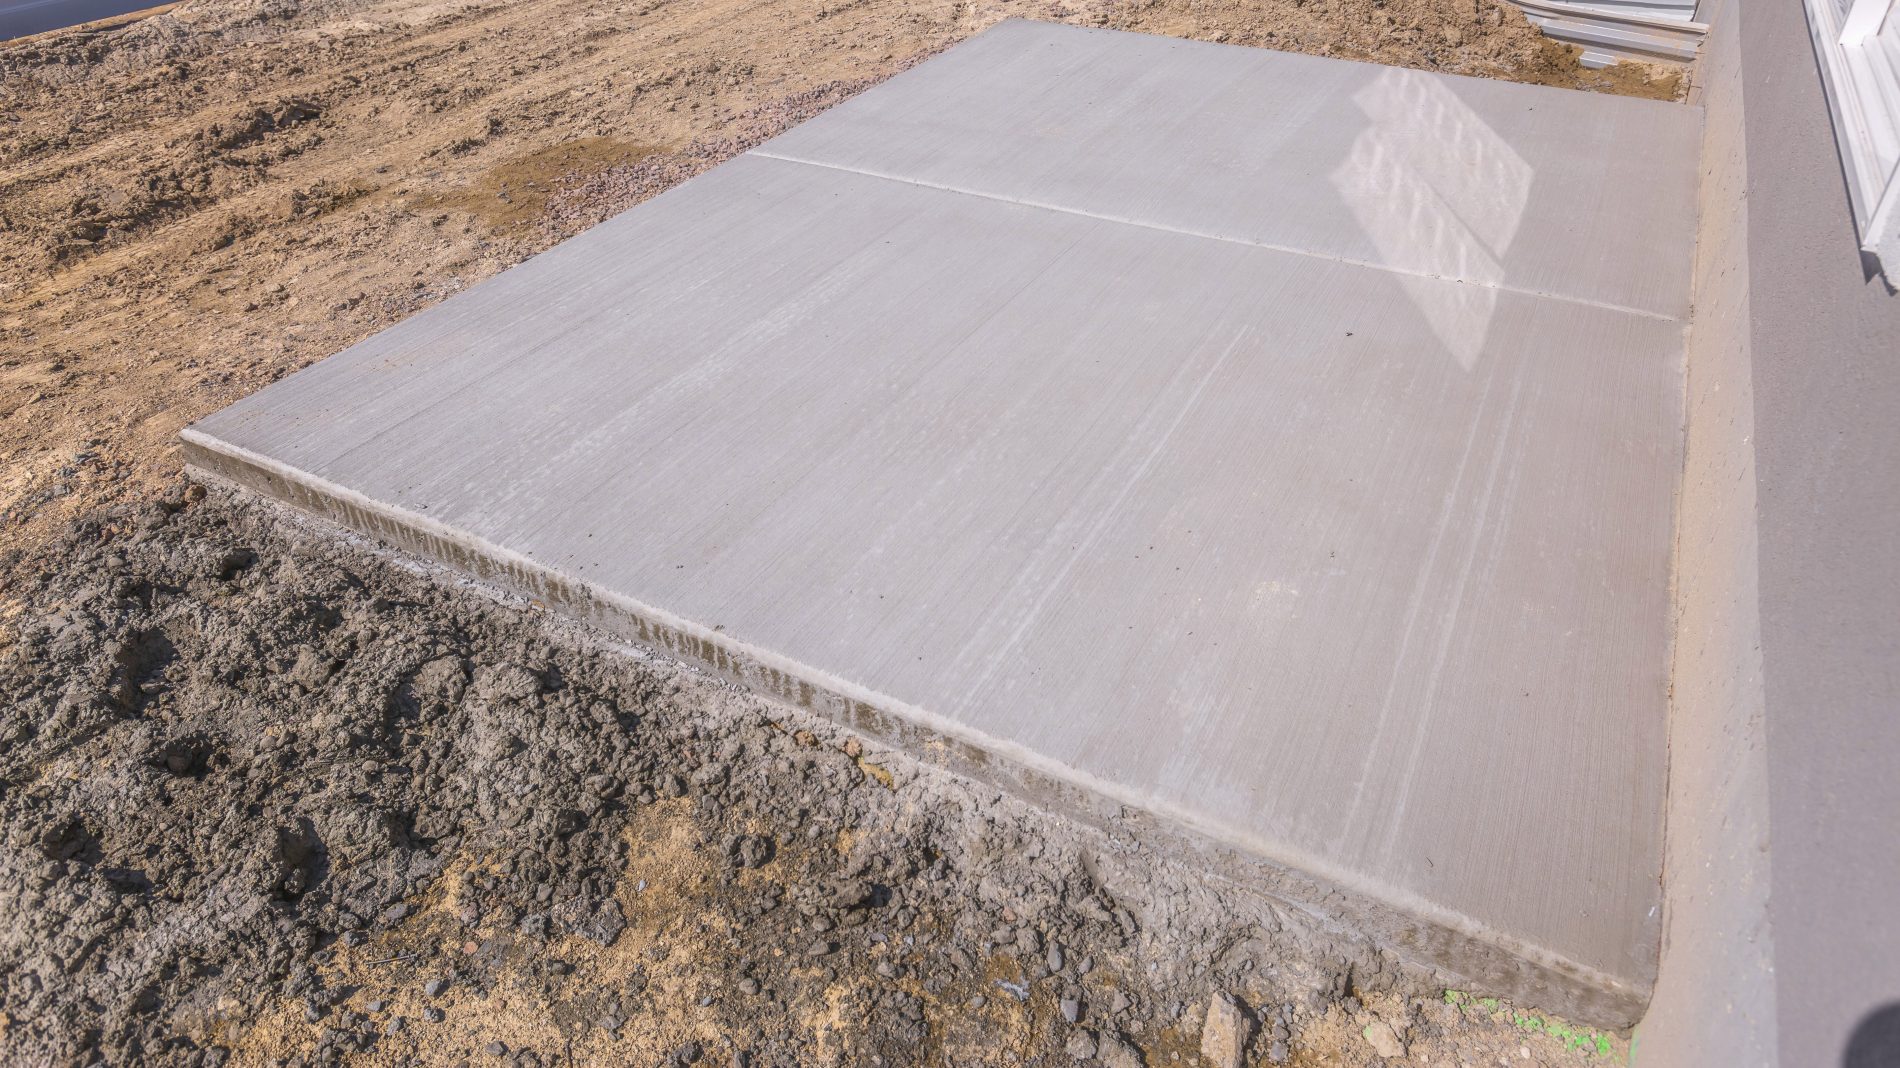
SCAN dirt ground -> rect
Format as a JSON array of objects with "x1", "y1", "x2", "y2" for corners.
[
  {"x1": 0, "y1": 486, "x2": 1636, "y2": 1066},
  {"x1": 0, "y1": 0, "x2": 1684, "y2": 1063}
]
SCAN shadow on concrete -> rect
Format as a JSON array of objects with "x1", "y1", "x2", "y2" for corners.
[{"x1": 1845, "y1": 1002, "x2": 1900, "y2": 1068}]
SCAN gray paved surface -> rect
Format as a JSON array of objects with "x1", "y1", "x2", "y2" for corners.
[
  {"x1": 185, "y1": 22, "x2": 1702, "y2": 1013},
  {"x1": 1, "y1": 0, "x2": 162, "y2": 40}
]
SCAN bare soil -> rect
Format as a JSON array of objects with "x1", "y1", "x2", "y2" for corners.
[
  {"x1": 0, "y1": 0, "x2": 1681, "y2": 1063},
  {"x1": 0, "y1": 485, "x2": 1635, "y2": 1066}
]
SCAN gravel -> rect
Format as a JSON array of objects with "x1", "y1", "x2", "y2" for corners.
[{"x1": 1060, "y1": 996, "x2": 1082, "y2": 1024}]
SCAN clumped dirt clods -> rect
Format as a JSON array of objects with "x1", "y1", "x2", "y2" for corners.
[{"x1": 0, "y1": 488, "x2": 1631, "y2": 1066}]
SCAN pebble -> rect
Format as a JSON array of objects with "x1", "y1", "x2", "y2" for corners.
[
  {"x1": 1047, "y1": 943, "x2": 1065, "y2": 973},
  {"x1": 1362, "y1": 1019, "x2": 1405, "y2": 1059},
  {"x1": 424, "y1": 978, "x2": 449, "y2": 997},
  {"x1": 484, "y1": 1041, "x2": 508, "y2": 1057},
  {"x1": 365, "y1": 1000, "x2": 385, "y2": 1013},
  {"x1": 1064, "y1": 1031, "x2": 1098, "y2": 1059},
  {"x1": 1201, "y1": 992, "x2": 1252, "y2": 1068},
  {"x1": 1097, "y1": 1033, "x2": 1145, "y2": 1068},
  {"x1": 1267, "y1": 1039, "x2": 1290, "y2": 1064},
  {"x1": 1060, "y1": 997, "x2": 1082, "y2": 1024},
  {"x1": 967, "y1": 995, "x2": 987, "y2": 1010},
  {"x1": 424, "y1": 1007, "x2": 445, "y2": 1023},
  {"x1": 805, "y1": 940, "x2": 836, "y2": 957},
  {"x1": 739, "y1": 977, "x2": 761, "y2": 996}
]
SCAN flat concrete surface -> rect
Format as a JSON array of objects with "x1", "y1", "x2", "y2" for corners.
[
  {"x1": 185, "y1": 22, "x2": 1700, "y2": 1018},
  {"x1": 760, "y1": 24, "x2": 1697, "y2": 320}
]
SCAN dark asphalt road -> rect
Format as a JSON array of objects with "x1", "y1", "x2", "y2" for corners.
[{"x1": 2, "y1": 0, "x2": 165, "y2": 40}]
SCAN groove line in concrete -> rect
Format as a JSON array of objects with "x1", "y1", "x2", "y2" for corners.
[{"x1": 748, "y1": 148, "x2": 1686, "y2": 324}]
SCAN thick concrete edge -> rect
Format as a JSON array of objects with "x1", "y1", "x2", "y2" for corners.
[
  {"x1": 1642, "y1": 0, "x2": 1900, "y2": 1057},
  {"x1": 1633, "y1": 0, "x2": 1778, "y2": 1062},
  {"x1": 180, "y1": 427, "x2": 1651, "y2": 1027},
  {"x1": 1660, "y1": 0, "x2": 1900, "y2": 1061}
]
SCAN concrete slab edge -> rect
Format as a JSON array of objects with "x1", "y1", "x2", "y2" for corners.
[{"x1": 179, "y1": 427, "x2": 1652, "y2": 1027}]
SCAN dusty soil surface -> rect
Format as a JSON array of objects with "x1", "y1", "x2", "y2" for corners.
[
  {"x1": 0, "y1": 0, "x2": 1679, "y2": 1063},
  {"x1": 0, "y1": 486, "x2": 1634, "y2": 1067}
]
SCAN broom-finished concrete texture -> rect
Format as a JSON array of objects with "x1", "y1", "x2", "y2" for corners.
[{"x1": 183, "y1": 21, "x2": 1700, "y2": 1023}]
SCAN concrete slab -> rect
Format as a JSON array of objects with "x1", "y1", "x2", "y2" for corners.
[
  {"x1": 183, "y1": 23, "x2": 1699, "y2": 1024},
  {"x1": 760, "y1": 21, "x2": 1702, "y2": 319}
]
